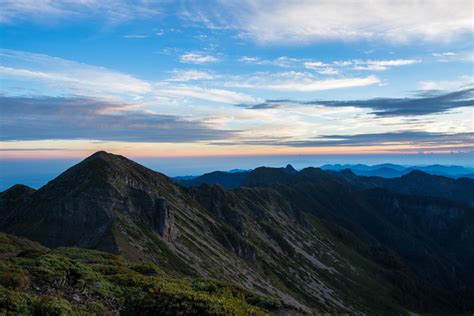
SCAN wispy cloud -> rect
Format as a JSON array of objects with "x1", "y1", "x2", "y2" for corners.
[
  {"x1": 352, "y1": 59, "x2": 421, "y2": 71},
  {"x1": 432, "y1": 52, "x2": 457, "y2": 57},
  {"x1": 226, "y1": 72, "x2": 380, "y2": 92},
  {"x1": 0, "y1": 49, "x2": 258, "y2": 105},
  {"x1": 239, "y1": 56, "x2": 301, "y2": 68},
  {"x1": 419, "y1": 76, "x2": 474, "y2": 91},
  {"x1": 237, "y1": 88, "x2": 474, "y2": 117},
  {"x1": 307, "y1": 59, "x2": 421, "y2": 71},
  {"x1": 124, "y1": 34, "x2": 148, "y2": 39},
  {"x1": 0, "y1": 96, "x2": 236, "y2": 142},
  {"x1": 166, "y1": 69, "x2": 216, "y2": 82},
  {"x1": 184, "y1": 0, "x2": 474, "y2": 44},
  {"x1": 240, "y1": 56, "x2": 420, "y2": 73},
  {"x1": 221, "y1": 131, "x2": 474, "y2": 151},
  {"x1": 156, "y1": 85, "x2": 260, "y2": 104},
  {"x1": 277, "y1": 131, "x2": 474, "y2": 149},
  {"x1": 179, "y1": 52, "x2": 218, "y2": 64},
  {"x1": 432, "y1": 51, "x2": 474, "y2": 63},
  {"x1": 0, "y1": 0, "x2": 162, "y2": 24},
  {"x1": 0, "y1": 49, "x2": 151, "y2": 97}
]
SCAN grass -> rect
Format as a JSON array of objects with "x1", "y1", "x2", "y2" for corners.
[{"x1": 0, "y1": 232, "x2": 279, "y2": 315}]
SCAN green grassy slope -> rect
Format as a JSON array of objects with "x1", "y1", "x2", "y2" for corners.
[{"x1": 0, "y1": 232, "x2": 283, "y2": 315}]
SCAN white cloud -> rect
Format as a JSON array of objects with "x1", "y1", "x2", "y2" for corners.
[
  {"x1": 156, "y1": 84, "x2": 260, "y2": 104},
  {"x1": 432, "y1": 52, "x2": 457, "y2": 57},
  {"x1": 0, "y1": 49, "x2": 259, "y2": 106},
  {"x1": 0, "y1": 49, "x2": 151, "y2": 96},
  {"x1": 0, "y1": 0, "x2": 162, "y2": 24},
  {"x1": 432, "y1": 51, "x2": 474, "y2": 63},
  {"x1": 242, "y1": 57, "x2": 420, "y2": 73},
  {"x1": 317, "y1": 68, "x2": 339, "y2": 75},
  {"x1": 166, "y1": 69, "x2": 216, "y2": 82},
  {"x1": 180, "y1": 52, "x2": 218, "y2": 64},
  {"x1": 353, "y1": 59, "x2": 421, "y2": 71},
  {"x1": 184, "y1": 0, "x2": 474, "y2": 44},
  {"x1": 239, "y1": 56, "x2": 300, "y2": 68},
  {"x1": 226, "y1": 72, "x2": 380, "y2": 92},
  {"x1": 124, "y1": 34, "x2": 148, "y2": 39},
  {"x1": 419, "y1": 75, "x2": 474, "y2": 91},
  {"x1": 303, "y1": 61, "x2": 329, "y2": 69},
  {"x1": 304, "y1": 62, "x2": 339, "y2": 75}
]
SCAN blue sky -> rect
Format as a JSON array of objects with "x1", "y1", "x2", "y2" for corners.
[{"x1": 0, "y1": 0, "x2": 473, "y2": 187}]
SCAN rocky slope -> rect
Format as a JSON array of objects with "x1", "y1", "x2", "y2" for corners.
[{"x1": 1, "y1": 151, "x2": 473, "y2": 314}]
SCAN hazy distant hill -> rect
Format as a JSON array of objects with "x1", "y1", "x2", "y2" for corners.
[
  {"x1": 1, "y1": 152, "x2": 473, "y2": 314},
  {"x1": 175, "y1": 170, "x2": 251, "y2": 188},
  {"x1": 321, "y1": 163, "x2": 474, "y2": 178}
]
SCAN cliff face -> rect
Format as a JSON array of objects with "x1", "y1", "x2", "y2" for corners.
[{"x1": 1, "y1": 151, "x2": 473, "y2": 314}]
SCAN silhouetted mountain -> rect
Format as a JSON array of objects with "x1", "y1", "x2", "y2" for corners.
[
  {"x1": 321, "y1": 163, "x2": 474, "y2": 178},
  {"x1": 336, "y1": 169, "x2": 474, "y2": 205},
  {"x1": 1, "y1": 151, "x2": 473, "y2": 314},
  {"x1": 176, "y1": 170, "x2": 250, "y2": 188}
]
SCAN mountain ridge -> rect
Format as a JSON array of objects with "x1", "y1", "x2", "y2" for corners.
[{"x1": 1, "y1": 151, "x2": 473, "y2": 314}]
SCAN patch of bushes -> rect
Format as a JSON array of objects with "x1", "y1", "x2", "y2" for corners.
[{"x1": 0, "y1": 233, "x2": 280, "y2": 315}]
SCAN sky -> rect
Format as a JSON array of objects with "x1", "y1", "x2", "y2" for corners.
[{"x1": 0, "y1": 0, "x2": 473, "y2": 188}]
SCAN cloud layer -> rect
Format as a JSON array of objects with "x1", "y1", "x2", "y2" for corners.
[
  {"x1": 0, "y1": 96, "x2": 235, "y2": 142},
  {"x1": 280, "y1": 131, "x2": 474, "y2": 148},
  {"x1": 218, "y1": 131, "x2": 474, "y2": 152},
  {"x1": 1, "y1": 0, "x2": 162, "y2": 24},
  {"x1": 226, "y1": 72, "x2": 380, "y2": 92},
  {"x1": 184, "y1": 0, "x2": 474, "y2": 44},
  {"x1": 238, "y1": 88, "x2": 474, "y2": 116}
]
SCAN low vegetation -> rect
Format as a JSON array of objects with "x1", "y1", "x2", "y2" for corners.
[{"x1": 0, "y1": 233, "x2": 278, "y2": 315}]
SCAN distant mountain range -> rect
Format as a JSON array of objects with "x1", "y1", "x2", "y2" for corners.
[
  {"x1": 175, "y1": 163, "x2": 474, "y2": 189},
  {"x1": 1, "y1": 151, "x2": 473, "y2": 314},
  {"x1": 320, "y1": 163, "x2": 474, "y2": 178}
]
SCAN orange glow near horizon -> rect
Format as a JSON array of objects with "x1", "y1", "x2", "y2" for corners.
[{"x1": 1, "y1": 140, "x2": 471, "y2": 160}]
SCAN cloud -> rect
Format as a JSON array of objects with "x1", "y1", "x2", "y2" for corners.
[
  {"x1": 222, "y1": 131, "x2": 474, "y2": 150},
  {"x1": 238, "y1": 88, "x2": 474, "y2": 116},
  {"x1": 240, "y1": 56, "x2": 420, "y2": 73},
  {"x1": 0, "y1": 96, "x2": 236, "y2": 142},
  {"x1": 0, "y1": 0, "x2": 162, "y2": 24},
  {"x1": 278, "y1": 131, "x2": 474, "y2": 148},
  {"x1": 303, "y1": 61, "x2": 329, "y2": 69},
  {"x1": 183, "y1": 0, "x2": 474, "y2": 44},
  {"x1": 179, "y1": 52, "x2": 218, "y2": 64},
  {"x1": 352, "y1": 59, "x2": 421, "y2": 71},
  {"x1": 0, "y1": 49, "x2": 151, "y2": 97},
  {"x1": 157, "y1": 85, "x2": 260, "y2": 104},
  {"x1": 226, "y1": 72, "x2": 380, "y2": 92},
  {"x1": 0, "y1": 49, "x2": 258, "y2": 105},
  {"x1": 419, "y1": 76, "x2": 474, "y2": 91},
  {"x1": 316, "y1": 68, "x2": 339, "y2": 75},
  {"x1": 432, "y1": 52, "x2": 457, "y2": 57},
  {"x1": 307, "y1": 59, "x2": 421, "y2": 71},
  {"x1": 239, "y1": 56, "x2": 301, "y2": 68},
  {"x1": 124, "y1": 34, "x2": 148, "y2": 39},
  {"x1": 166, "y1": 69, "x2": 216, "y2": 82},
  {"x1": 432, "y1": 51, "x2": 474, "y2": 63}
]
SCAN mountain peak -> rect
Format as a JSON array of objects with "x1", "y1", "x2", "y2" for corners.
[
  {"x1": 403, "y1": 169, "x2": 430, "y2": 178},
  {"x1": 89, "y1": 150, "x2": 110, "y2": 158},
  {"x1": 83, "y1": 150, "x2": 125, "y2": 164},
  {"x1": 285, "y1": 164, "x2": 297, "y2": 174},
  {"x1": 39, "y1": 150, "x2": 169, "y2": 198},
  {"x1": 340, "y1": 168, "x2": 356, "y2": 177},
  {"x1": 0, "y1": 184, "x2": 36, "y2": 200}
]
